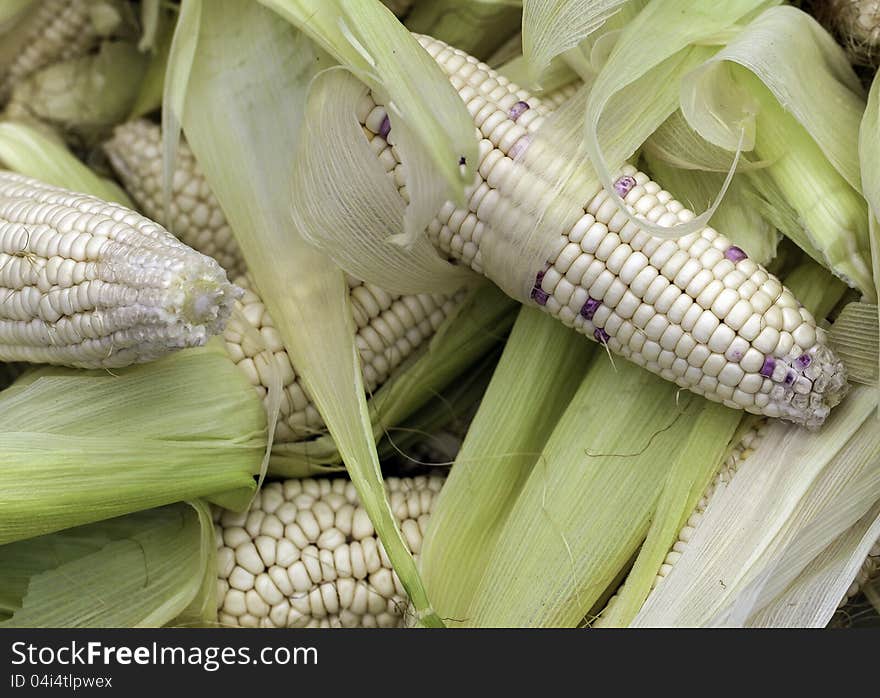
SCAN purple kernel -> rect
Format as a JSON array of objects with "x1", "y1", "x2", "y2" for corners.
[
  {"x1": 508, "y1": 134, "x2": 531, "y2": 160},
  {"x1": 796, "y1": 353, "x2": 812, "y2": 368},
  {"x1": 459, "y1": 156, "x2": 467, "y2": 166},
  {"x1": 784, "y1": 371, "x2": 796, "y2": 386},
  {"x1": 613, "y1": 175, "x2": 637, "y2": 198},
  {"x1": 534, "y1": 269, "x2": 545, "y2": 286},
  {"x1": 509, "y1": 101, "x2": 530, "y2": 122},
  {"x1": 580, "y1": 297, "x2": 601, "y2": 320},
  {"x1": 724, "y1": 246, "x2": 748, "y2": 263},
  {"x1": 379, "y1": 115, "x2": 391, "y2": 139},
  {"x1": 594, "y1": 328, "x2": 610, "y2": 344},
  {"x1": 531, "y1": 287, "x2": 549, "y2": 306},
  {"x1": 759, "y1": 356, "x2": 776, "y2": 378}
]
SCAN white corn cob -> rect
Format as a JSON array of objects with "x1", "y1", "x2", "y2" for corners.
[
  {"x1": 225, "y1": 274, "x2": 462, "y2": 442},
  {"x1": 104, "y1": 120, "x2": 245, "y2": 278},
  {"x1": 104, "y1": 120, "x2": 464, "y2": 441},
  {"x1": 213, "y1": 474, "x2": 444, "y2": 628},
  {"x1": 0, "y1": 0, "x2": 99, "y2": 102},
  {"x1": 0, "y1": 170, "x2": 238, "y2": 367},
  {"x1": 357, "y1": 35, "x2": 847, "y2": 428}
]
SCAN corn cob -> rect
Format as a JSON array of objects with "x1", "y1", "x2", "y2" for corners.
[
  {"x1": 104, "y1": 120, "x2": 245, "y2": 278},
  {"x1": 814, "y1": 0, "x2": 880, "y2": 68},
  {"x1": 213, "y1": 475, "x2": 444, "y2": 628},
  {"x1": 225, "y1": 274, "x2": 462, "y2": 442},
  {"x1": 104, "y1": 120, "x2": 465, "y2": 441},
  {"x1": 356, "y1": 35, "x2": 847, "y2": 428},
  {"x1": 0, "y1": 0, "x2": 99, "y2": 103},
  {"x1": 0, "y1": 170, "x2": 238, "y2": 367}
]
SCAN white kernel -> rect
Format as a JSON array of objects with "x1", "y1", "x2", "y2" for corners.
[
  {"x1": 619, "y1": 251, "x2": 649, "y2": 284},
  {"x1": 724, "y1": 299, "x2": 753, "y2": 331},
  {"x1": 555, "y1": 243, "x2": 582, "y2": 274},
  {"x1": 688, "y1": 344, "x2": 710, "y2": 368},
  {"x1": 667, "y1": 294, "x2": 693, "y2": 325},
  {"x1": 753, "y1": 326, "x2": 780, "y2": 354},
  {"x1": 707, "y1": 323, "x2": 736, "y2": 354},
  {"x1": 702, "y1": 353, "x2": 726, "y2": 377},
  {"x1": 605, "y1": 244, "x2": 632, "y2": 274},
  {"x1": 738, "y1": 373, "x2": 763, "y2": 393},
  {"x1": 718, "y1": 362, "x2": 745, "y2": 387},
  {"x1": 692, "y1": 310, "x2": 720, "y2": 344},
  {"x1": 659, "y1": 324, "x2": 684, "y2": 352},
  {"x1": 643, "y1": 275, "x2": 670, "y2": 305},
  {"x1": 630, "y1": 265, "x2": 658, "y2": 297},
  {"x1": 674, "y1": 332, "x2": 696, "y2": 358},
  {"x1": 680, "y1": 303, "x2": 703, "y2": 332},
  {"x1": 643, "y1": 314, "x2": 669, "y2": 341},
  {"x1": 792, "y1": 322, "x2": 816, "y2": 349},
  {"x1": 740, "y1": 348, "x2": 765, "y2": 373},
  {"x1": 739, "y1": 314, "x2": 763, "y2": 342}
]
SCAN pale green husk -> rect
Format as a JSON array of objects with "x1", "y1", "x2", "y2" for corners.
[
  {"x1": 0, "y1": 501, "x2": 216, "y2": 627},
  {"x1": 0, "y1": 343, "x2": 266, "y2": 545},
  {"x1": 260, "y1": 0, "x2": 478, "y2": 245},
  {"x1": 420, "y1": 303, "x2": 740, "y2": 626},
  {"x1": 405, "y1": 0, "x2": 522, "y2": 60},
  {"x1": 0, "y1": 120, "x2": 132, "y2": 205}
]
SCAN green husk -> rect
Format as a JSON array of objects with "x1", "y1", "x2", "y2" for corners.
[
  {"x1": 736, "y1": 68, "x2": 872, "y2": 295},
  {"x1": 633, "y1": 383, "x2": 880, "y2": 627},
  {"x1": 0, "y1": 501, "x2": 216, "y2": 627},
  {"x1": 420, "y1": 306, "x2": 593, "y2": 624},
  {"x1": 129, "y1": 5, "x2": 175, "y2": 119},
  {"x1": 260, "y1": 0, "x2": 478, "y2": 244},
  {"x1": 0, "y1": 120, "x2": 132, "y2": 205},
  {"x1": 270, "y1": 283, "x2": 517, "y2": 476},
  {"x1": 0, "y1": 343, "x2": 266, "y2": 545},
  {"x1": 829, "y1": 303, "x2": 879, "y2": 386},
  {"x1": 405, "y1": 0, "x2": 522, "y2": 60}
]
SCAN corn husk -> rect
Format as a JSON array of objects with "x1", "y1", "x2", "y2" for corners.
[
  {"x1": 0, "y1": 343, "x2": 266, "y2": 545},
  {"x1": 129, "y1": 3, "x2": 175, "y2": 119},
  {"x1": 0, "y1": 120, "x2": 132, "y2": 205},
  {"x1": 260, "y1": 0, "x2": 478, "y2": 246},
  {"x1": 420, "y1": 300, "x2": 742, "y2": 626},
  {"x1": 632, "y1": 382, "x2": 880, "y2": 627},
  {"x1": 405, "y1": 0, "x2": 522, "y2": 60},
  {"x1": 0, "y1": 501, "x2": 216, "y2": 627},
  {"x1": 642, "y1": 153, "x2": 779, "y2": 266}
]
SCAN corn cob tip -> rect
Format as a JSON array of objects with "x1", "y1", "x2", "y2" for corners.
[
  {"x1": 763, "y1": 340, "x2": 848, "y2": 429},
  {"x1": 0, "y1": 170, "x2": 240, "y2": 368}
]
